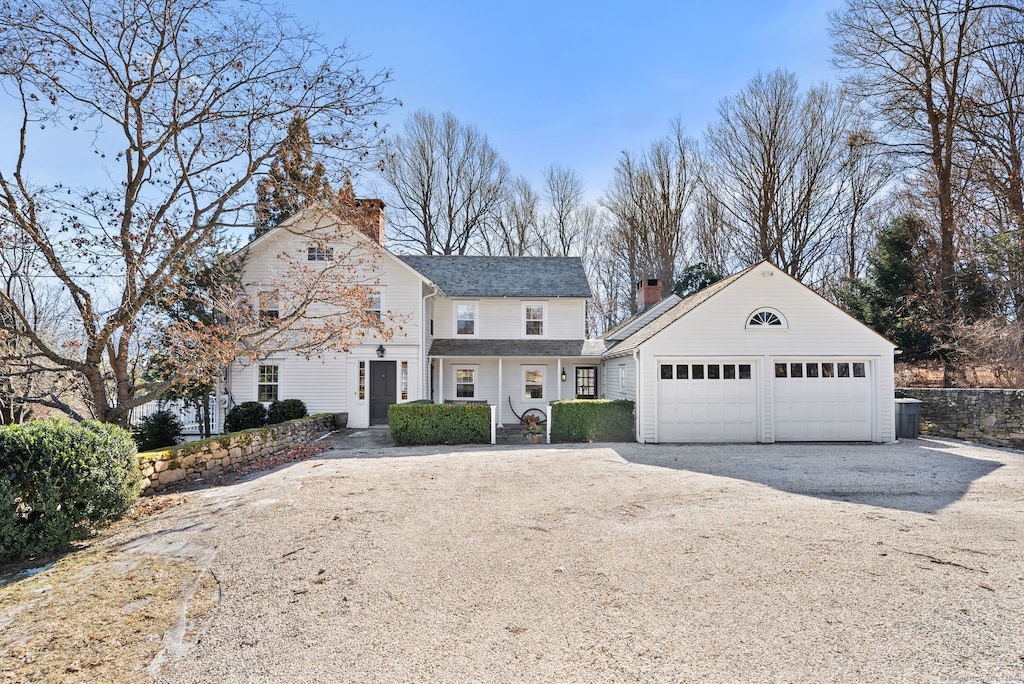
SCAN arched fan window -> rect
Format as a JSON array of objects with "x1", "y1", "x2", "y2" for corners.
[{"x1": 747, "y1": 309, "x2": 787, "y2": 329}]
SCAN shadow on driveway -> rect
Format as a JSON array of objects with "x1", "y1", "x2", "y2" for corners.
[{"x1": 608, "y1": 438, "x2": 1005, "y2": 514}]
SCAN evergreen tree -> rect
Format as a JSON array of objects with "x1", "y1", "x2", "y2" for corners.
[
  {"x1": 673, "y1": 263, "x2": 725, "y2": 298},
  {"x1": 839, "y1": 215, "x2": 934, "y2": 361},
  {"x1": 254, "y1": 114, "x2": 332, "y2": 238}
]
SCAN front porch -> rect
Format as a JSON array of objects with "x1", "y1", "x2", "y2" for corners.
[{"x1": 427, "y1": 339, "x2": 605, "y2": 427}]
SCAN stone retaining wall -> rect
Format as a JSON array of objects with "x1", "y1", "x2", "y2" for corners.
[
  {"x1": 138, "y1": 414, "x2": 337, "y2": 495},
  {"x1": 899, "y1": 388, "x2": 1024, "y2": 449}
]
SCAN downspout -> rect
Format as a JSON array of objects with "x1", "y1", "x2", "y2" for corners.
[
  {"x1": 633, "y1": 349, "x2": 642, "y2": 443},
  {"x1": 422, "y1": 285, "x2": 439, "y2": 401}
]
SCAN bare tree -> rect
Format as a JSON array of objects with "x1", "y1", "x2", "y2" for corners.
[
  {"x1": 538, "y1": 165, "x2": 596, "y2": 257},
  {"x1": 703, "y1": 70, "x2": 858, "y2": 283},
  {"x1": 603, "y1": 120, "x2": 700, "y2": 312},
  {"x1": 482, "y1": 176, "x2": 540, "y2": 257},
  {"x1": 840, "y1": 129, "x2": 894, "y2": 280},
  {"x1": 692, "y1": 187, "x2": 734, "y2": 277},
  {"x1": 831, "y1": 0, "x2": 986, "y2": 310},
  {"x1": 0, "y1": 0, "x2": 393, "y2": 425},
  {"x1": 963, "y1": 10, "x2": 1024, "y2": 316},
  {"x1": 383, "y1": 110, "x2": 509, "y2": 255}
]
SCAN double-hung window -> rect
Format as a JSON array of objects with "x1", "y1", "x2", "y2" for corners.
[
  {"x1": 524, "y1": 366, "x2": 545, "y2": 400},
  {"x1": 257, "y1": 365, "x2": 279, "y2": 402},
  {"x1": 524, "y1": 303, "x2": 545, "y2": 336},
  {"x1": 455, "y1": 302, "x2": 477, "y2": 336},
  {"x1": 455, "y1": 367, "x2": 476, "y2": 398},
  {"x1": 258, "y1": 290, "x2": 279, "y2": 321},
  {"x1": 364, "y1": 290, "x2": 382, "y2": 321}
]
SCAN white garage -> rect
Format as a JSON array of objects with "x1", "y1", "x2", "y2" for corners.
[
  {"x1": 656, "y1": 359, "x2": 758, "y2": 442},
  {"x1": 772, "y1": 359, "x2": 874, "y2": 441},
  {"x1": 601, "y1": 261, "x2": 897, "y2": 444}
]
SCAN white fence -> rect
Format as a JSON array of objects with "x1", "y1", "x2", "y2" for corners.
[{"x1": 130, "y1": 397, "x2": 220, "y2": 436}]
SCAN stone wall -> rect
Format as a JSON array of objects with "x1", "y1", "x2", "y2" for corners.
[
  {"x1": 138, "y1": 414, "x2": 336, "y2": 495},
  {"x1": 899, "y1": 388, "x2": 1024, "y2": 449}
]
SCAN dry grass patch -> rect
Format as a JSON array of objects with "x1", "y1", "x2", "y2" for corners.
[{"x1": 0, "y1": 494, "x2": 215, "y2": 683}]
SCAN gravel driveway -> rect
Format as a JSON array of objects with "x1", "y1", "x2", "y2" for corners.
[{"x1": 114, "y1": 436, "x2": 1024, "y2": 683}]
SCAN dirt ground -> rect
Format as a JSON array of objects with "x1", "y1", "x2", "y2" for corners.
[{"x1": 71, "y1": 435, "x2": 1024, "y2": 683}]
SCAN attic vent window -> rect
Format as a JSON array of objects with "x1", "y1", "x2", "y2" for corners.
[{"x1": 747, "y1": 309, "x2": 786, "y2": 329}]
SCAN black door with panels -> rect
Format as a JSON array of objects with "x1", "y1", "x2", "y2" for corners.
[{"x1": 369, "y1": 361, "x2": 397, "y2": 425}]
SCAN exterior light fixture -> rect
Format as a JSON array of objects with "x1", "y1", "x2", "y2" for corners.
[
  {"x1": 376, "y1": 344, "x2": 386, "y2": 358},
  {"x1": 561, "y1": 368, "x2": 567, "y2": 382}
]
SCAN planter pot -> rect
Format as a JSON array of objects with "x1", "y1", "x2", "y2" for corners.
[{"x1": 525, "y1": 433, "x2": 544, "y2": 444}]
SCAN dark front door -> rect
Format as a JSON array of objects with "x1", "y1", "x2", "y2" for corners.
[
  {"x1": 575, "y1": 366, "x2": 598, "y2": 399},
  {"x1": 369, "y1": 361, "x2": 397, "y2": 425}
]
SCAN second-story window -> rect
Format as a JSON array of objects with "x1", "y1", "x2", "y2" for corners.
[
  {"x1": 307, "y1": 245, "x2": 333, "y2": 261},
  {"x1": 258, "y1": 290, "x2": 279, "y2": 321},
  {"x1": 525, "y1": 304, "x2": 545, "y2": 336},
  {"x1": 456, "y1": 303, "x2": 476, "y2": 336},
  {"x1": 364, "y1": 290, "x2": 382, "y2": 321}
]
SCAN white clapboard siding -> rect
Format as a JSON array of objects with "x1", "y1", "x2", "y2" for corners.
[
  {"x1": 634, "y1": 264, "x2": 895, "y2": 443},
  {"x1": 433, "y1": 297, "x2": 587, "y2": 340}
]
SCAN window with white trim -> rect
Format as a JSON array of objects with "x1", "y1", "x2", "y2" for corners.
[
  {"x1": 307, "y1": 245, "x2": 334, "y2": 261},
  {"x1": 258, "y1": 290, "x2": 279, "y2": 321},
  {"x1": 358, "y1": 361, "x2": 366, "y2": 400},
  {"x1": 747, "y1": 308, "x2": 787, "y2": 329},
  {"x1": 364, "y1": 289, "x2": 382, "y2": 321},
  {"x1": 524, "y1": 303, "x2": 545, "y2": 336},
  {"x1": 401, "y1": 361, "x2": 409, "y2": 400},
  {"x1": 455, "y1": 302, "x2": 477, "y2": 336},
  {"x1": 455, "y1": 366, "x2": 477, "y2": 398},
  {"x1": 524, "y1": 366, "x2": 545, "y2": 400},
  {"x1": 257, "y1": 365, "x2": 279, "y2": 402}
]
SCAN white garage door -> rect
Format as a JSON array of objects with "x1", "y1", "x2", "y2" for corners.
[
  {"x1": 657, "y1": 360, "x2": 758, "y2": 442},
  {"x1": 773, "y1": 360, "x2": 872, "y2": 441}
]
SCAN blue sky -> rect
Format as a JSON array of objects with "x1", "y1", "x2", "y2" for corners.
[
  {"x1": 303, "y1": 0, "x2": 846, "y2": 199},
  {"x1": 0, "y1": 0, "x2": 845, "y2": 202}
]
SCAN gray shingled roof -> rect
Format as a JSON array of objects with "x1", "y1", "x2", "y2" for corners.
[
  {"x1": 602, "y1": 266, "x2": 755, "y2": 358},
  {"x1": 399, "y1": 256, "x2": 592, "y2": 298},
  {"x1": 603, "y1": 294, "x2": 683, "y2": 341},
  {"x1": 429, "y1": 339, "x2": 606, "y2": 357}
]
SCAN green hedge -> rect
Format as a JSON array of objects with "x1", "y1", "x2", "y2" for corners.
[
  {"x1": 550, "y1": 400, "x2": 635, "y2": 442},
  {"x1": 1, "y1": 418, "x2": 141, "y2": 562},
  {"x1": 389, "y1": 403, "x2": 491, "y2": 445}
]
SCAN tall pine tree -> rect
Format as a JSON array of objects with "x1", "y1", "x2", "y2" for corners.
[{"x1": 253, "y1": 114, "x2": 332, "y2": 238}]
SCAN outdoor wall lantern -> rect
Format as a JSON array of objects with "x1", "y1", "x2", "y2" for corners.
[
  {"x1": 376, "y1": 344, "x2": 386, "y2": 358},
  {"x1": 560, "y1": 368, "x2": 567, "y2": 382}
]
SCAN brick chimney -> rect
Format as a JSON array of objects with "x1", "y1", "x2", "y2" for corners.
[
  {"x1": 352, "y1": 198, "x2": 385, "y2": 245},
  {"x1": 337, "y1": 174, "x2": 386, "y2": 245},
  {"x1": 636, "y1": 278, "x2": 662, "y2": 312}
]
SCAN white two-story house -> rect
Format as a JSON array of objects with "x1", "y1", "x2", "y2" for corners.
[
  {"x1": 220, "y1": 207, "x2": 897, "y2": 442},
  {"x1": 219, "y1": 207, "x2": 598, "y2": 429}
]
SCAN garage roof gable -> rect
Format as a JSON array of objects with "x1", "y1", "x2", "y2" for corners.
[{"x1": 602, "y1": 261, "x2": 896, "y2": 357}]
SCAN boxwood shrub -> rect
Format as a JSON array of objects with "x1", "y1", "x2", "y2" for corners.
[
  {"x1": 132, "y1": 409, "x2": 183, "y2": 451},
  {"x1": 550, "y1": 400, "x2": 635, "y2": 442},
  {"x1": 224, "y1": 401, "x2": 268, "y2": 432},
  {"x1": 389, "y1": 403, "x2": 490, "y2": 445},
  {"x1": 268, "y1": 398, "x2": 308, "y2": 424},
  {"x1": 1, "y1": 418, "x2": 141, "y2": 562}
]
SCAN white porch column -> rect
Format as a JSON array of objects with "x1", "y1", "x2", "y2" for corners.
[
  {"x1": 497, "y1": 358, "x2": 504, "y2": 427},
  {"x1": 438, "y1": 357, "x2": 444, "y2": 404},
  {"x1": 557, "y1": 359, "x2": 562, "y2": 401}
]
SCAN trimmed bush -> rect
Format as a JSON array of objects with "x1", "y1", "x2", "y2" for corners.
[
  {"x1": 268, "y1": 398, "x2": 308, "y2": 424},
  {"x1": 389, "y1": 403, "x2": 490, "y2": 445},
  {"x1": 133, "y1": 409, "x2": 183, "y2": 451},
  {"x1": 550, "y1": 400, "x2": 634, "y2": 442},
  {"x1": 224, "y1": 401, "x2": 268, "y2": 432},
  {"x1": 1, "y1": 418, "x2": 141, "y2": 562}
]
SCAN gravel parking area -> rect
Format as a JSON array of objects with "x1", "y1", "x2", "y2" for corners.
[{"x1": 112, "y1": 436, "x2": 1024, "y2": 682}]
